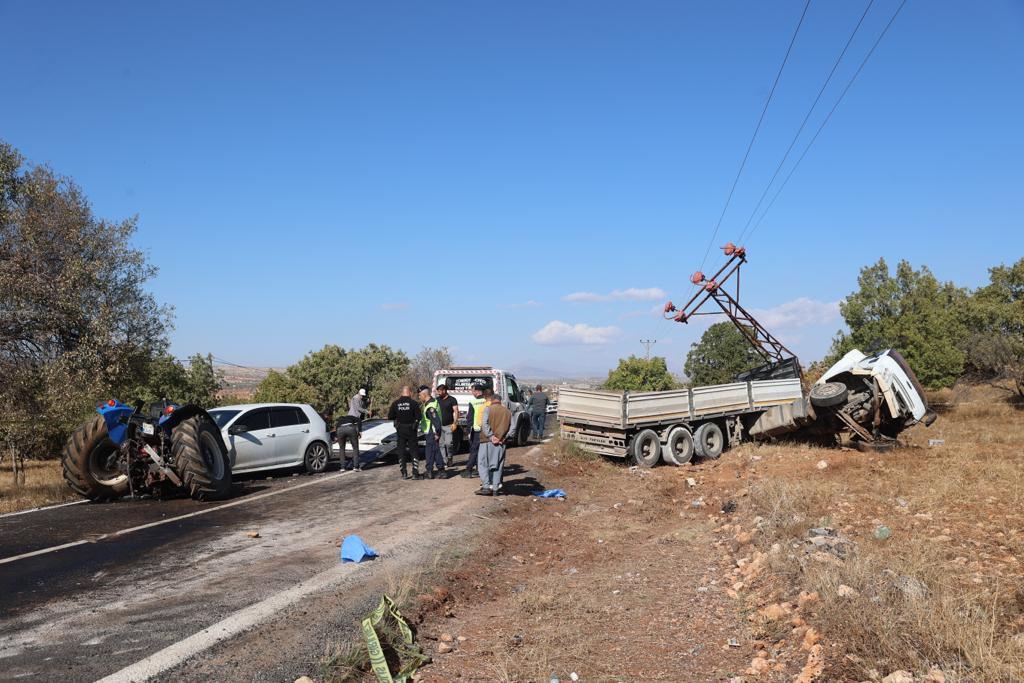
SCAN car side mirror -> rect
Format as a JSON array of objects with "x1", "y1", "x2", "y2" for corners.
[{"x1": 229, "y1": 423, "x2": 249, "y2": 435}]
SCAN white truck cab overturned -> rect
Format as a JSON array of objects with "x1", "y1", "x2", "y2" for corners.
[{"x1": 432, "y1": 366, "x2": 533, "y2": 448}]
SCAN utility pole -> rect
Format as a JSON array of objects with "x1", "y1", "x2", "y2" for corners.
[{"x1": 640, "y1": 339, "x2": 657, "y2": 360}]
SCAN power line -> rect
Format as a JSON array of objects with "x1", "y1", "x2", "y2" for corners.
[
  {"x1": 640, "y1": 339, "x2": 657, "y2": 360},
  {"x1": 745, "y1": 0, "x2": 909, "y2": 243},
  {"x1": 697, "y1": 0, "x2": 813, "y2": 273},
  {"x1": 210, "y1": 355, "x2": 271, "y2": 371},
  {"x1": 736, "y1": 0, "x2": 876, "y2": 245}
]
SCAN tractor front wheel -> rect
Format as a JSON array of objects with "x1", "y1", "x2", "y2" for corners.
[{"x1": 172, "y1": 416, "x2": 232, "y2": 500}]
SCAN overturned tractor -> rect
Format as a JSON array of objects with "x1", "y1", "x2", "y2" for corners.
[{"x1": 63, "y1": 399, "x2": 232, "y2": 502}]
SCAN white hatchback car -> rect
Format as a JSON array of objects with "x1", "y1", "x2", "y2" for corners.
[{"x1": 208, "y1": 403, "x2": 332, "y2": 474}]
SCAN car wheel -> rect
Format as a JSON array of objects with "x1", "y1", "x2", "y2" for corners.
[{"x1": 304, "y1": 441, "x2": 330, "y2": 474}]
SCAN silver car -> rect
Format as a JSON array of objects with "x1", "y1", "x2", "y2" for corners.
[{"x1": 208, "y1": 403, "x2": 333, "y2": 474}]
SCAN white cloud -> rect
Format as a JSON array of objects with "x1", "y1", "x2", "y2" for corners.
[
  {"x1": 532, "y1": 320, "x2": 622, "y2": 346},
  {"x1": 563, "y1": 287, "x2": 667, "y2": 303},
  {"x1": 380, "y1": 302, "x2": 409, "y2": 311},
  {"x1": 751, "y1": 298, "x2": 840, "y2": 328},
  {"x1": 502, "y1": 300, "x2": 543, "y2": 309},
  {"x1": 618, "y1": 304, "x2": 664, "y2": 320}
]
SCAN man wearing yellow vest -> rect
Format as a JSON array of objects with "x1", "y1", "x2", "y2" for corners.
[
  {"x1": 418, "y1": 385, "x2": 445, "y2": 478},
  {"x1": 460, "y1": 381, "x2": 487, "y2": 478}
]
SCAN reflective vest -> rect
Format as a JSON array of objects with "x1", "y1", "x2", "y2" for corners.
[
  {"x1": 469, "y1": 397, "x2": 486, "y2": 432},
  {"x1": 420, "y1": 398, "x2": 439, "y2": 433}
]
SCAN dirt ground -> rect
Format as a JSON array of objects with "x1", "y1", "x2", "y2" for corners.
[{"x1": 337, "y1": 396, "x2": 1023, "y2": 683}]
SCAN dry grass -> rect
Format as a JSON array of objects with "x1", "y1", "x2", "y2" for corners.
[
  {"x1": 745, "y1": 402, "x2": 1024, "y2": 681},
  {"x1": 320, "y1": 555, "x2": 450, "y2": 682},
  {"x1": 0, "y1": 458, "x2": 75, "y2": 514}
]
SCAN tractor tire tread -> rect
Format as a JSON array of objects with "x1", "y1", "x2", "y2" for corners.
[
  {"x1": 61, "y1": 415, "x2": 124, "y2": 502},
  {"x1": 172, "y1": 416, "x2": 230, "y2": 501}
]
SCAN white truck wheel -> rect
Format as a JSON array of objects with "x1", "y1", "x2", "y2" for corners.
[
  {"x1": 630, "y1": 429, "x2": 661, "y2": 468},
  {"x1": 663, "y1": 426, "x2": 694, "y2": 465},
  {"x1": 693, "y1": 422, "x2": 724, "y2": 460}
]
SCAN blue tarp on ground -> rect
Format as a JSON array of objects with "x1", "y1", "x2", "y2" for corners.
[
  {"x1": 533, "y1": 488, "x2": 567, "y2": 499},
  {"x1": 341, "y1": 534, "x2": 378, "y2": 563}
]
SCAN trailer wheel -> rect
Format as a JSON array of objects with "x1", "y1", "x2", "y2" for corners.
[
  {"x1": 631, "y1": 429, "x2": 661, "y2": 468},
  {"x1": 664, "y1": 427, "x2": 694, "y2": 466},
  {"x1": 694, "y1": 422, "x2": 724, "y2": 460},
  {"x1": 810, "y1": 382, "x2": 848, "y2": 408},
  {"x1": 172, "y1": 416, "x2": 232, "y2": 500}
]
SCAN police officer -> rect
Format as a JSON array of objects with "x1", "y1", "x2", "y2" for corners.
[
  {"x1": 461, "y1": 381, "x2": 487, "y2": 478},
  {"x1": 418, "y1": 385, "x2": 445, "y2": 478},
  {"x1": 388, "y1": 386, "x2": 421, "y2": 480}
]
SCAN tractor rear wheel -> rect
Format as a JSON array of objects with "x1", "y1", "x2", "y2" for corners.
[
  {"x1": 62, "y1": 415, "x2": 130, "y2": 502},
  {"x1": 172, "y1": 416, "x2": 232, "y2": 500}
]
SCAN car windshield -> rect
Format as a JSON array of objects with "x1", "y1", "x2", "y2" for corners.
[
  {"x1": 208, "y1": 409, "x2": 240, "y2": 429},
  {"x1": 362, "y1": 419, "x2": 388, "y2": 430},
  {"x1": 439, "y1": 375, "x2": 494, "y2": 392}
]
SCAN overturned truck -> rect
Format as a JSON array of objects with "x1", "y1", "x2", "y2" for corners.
[{"x1": 558, "y1": 349, "x2": 937, "y2": 466}]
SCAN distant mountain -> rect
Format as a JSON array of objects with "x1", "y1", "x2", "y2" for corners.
[
  {"x1": 509, "y1": 364, "x2": 605, "y2": 383},
  {"x1": 215, "y1": 364, "x2": 278, "y2": 391}
]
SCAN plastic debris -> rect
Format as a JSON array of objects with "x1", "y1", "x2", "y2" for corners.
[
  {"x1": 928, "y1": 439, "x2": 945, "y2": 446},
  {"x1": 533, "y1": 488, "x2": 567, "y2": 499},
  {"x1": 341, "y1": 534, "x2": 378, "y2": 563}
]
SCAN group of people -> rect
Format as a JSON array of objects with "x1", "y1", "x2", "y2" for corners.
[{"x1": 333, "y1": 382, "x2": 551, "y2": 497}]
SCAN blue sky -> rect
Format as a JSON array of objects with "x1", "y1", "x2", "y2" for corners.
[{"x1": 3, "y1": 1, "x2": 1022, "y2": 376}]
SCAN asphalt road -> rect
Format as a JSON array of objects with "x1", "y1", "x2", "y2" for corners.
[{"x1": 0, "y1": 446, "x2": 540, "y2": 682}]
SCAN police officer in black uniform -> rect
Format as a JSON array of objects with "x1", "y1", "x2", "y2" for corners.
[{"x1": 387, "y1": 385, "x2": 422, "y2": 480}]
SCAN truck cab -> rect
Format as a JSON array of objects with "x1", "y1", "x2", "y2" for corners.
[{"x1": 432, "y1": 366, "x2": 532, "y2": 447}]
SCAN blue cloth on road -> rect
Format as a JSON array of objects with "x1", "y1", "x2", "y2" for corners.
[
  {"x1": 533, "y1": 489, "x2": 567, "y2": 498},
  {"x1": 341, "y1": 534, "x2": 378, "y2": 563}
]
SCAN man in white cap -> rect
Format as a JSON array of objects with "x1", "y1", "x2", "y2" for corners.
[
  {"x1": 336, "y1": 388, "x2": 369, "y2": 471},
  {"x1": 349, "y1": 388, "x2": 369, "y2": 420}
]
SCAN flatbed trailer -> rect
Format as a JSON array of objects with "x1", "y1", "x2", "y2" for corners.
[{"x1": 557, "y1": 378, "x2": 811, "y2": 466}]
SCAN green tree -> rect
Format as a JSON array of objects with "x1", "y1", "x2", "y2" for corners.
[
  {"x1": 254, "y1": 344, "x2": 410, "y2": 417},
  {"x1": 603, "y1": 356, "x2": 677, "y2": 392},
  {"x1": 126, "y1": 353, "x2": 222, "y2": 407},
  {"x1": 683, "y1": 322, "x2": 761, "y2": 386},
  {"x1": 254, "y1": 370, "x2": 317, "y2": 406},
  {"x1": 964, "y1": 258, "x2": 1024, "y2": 396},
  {"x1": 0, "y1": 141, "x2": 171, "y2": 474},
  {"x1": 829, "y1": 259, "x2": 969, "y2": 389}
]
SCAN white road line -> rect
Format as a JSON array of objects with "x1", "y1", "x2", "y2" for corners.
[
  {"x1": 96, "y1": 560, "x2": 364, "y2": 683},
  {"x1": 0, "y1": 499, "x2": 87, "y2": 520},
  {"x1": 0, "y1": 471, "x2": 351, "y2": 567}
]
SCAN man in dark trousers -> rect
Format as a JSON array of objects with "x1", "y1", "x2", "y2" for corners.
[
  {"x1": 418, "y1": 385, "x2": 444, "y2": 478},
  {"x1": 388, "y1": 386, "x2": 421, "y2": 480},
  {"x1": 335, "y1": 413, "x2": 362, "y2": 471},
  {"x1": 528, "y1": 384, "x2": 551, "y2": 440}
]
